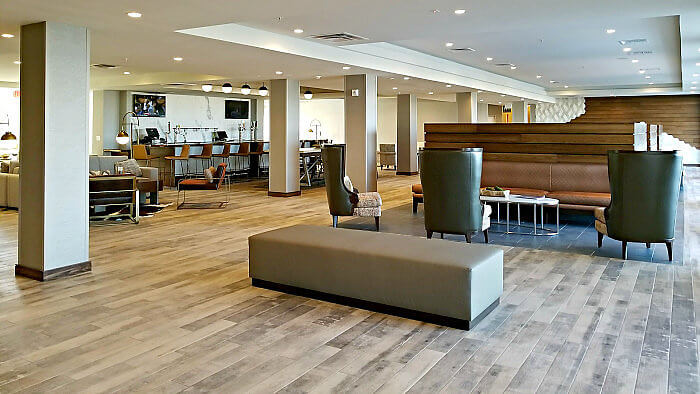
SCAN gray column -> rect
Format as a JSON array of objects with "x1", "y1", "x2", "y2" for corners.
[
  {"x1": 512, "y1": 101, "x2": 528, "y2": 123},
  {"x1": 477, "y1": 102, "x2": 489, "y2": 123},
  {"x1": 344, "y1": 74, "x2": 378, "y2": 192},
  {"x1": 268, "y1": 79, "x2": 300, "y2": 197},
  {"x1": 396, "y1": 94, "x2": 417, "y2": 175},
  {"x1": 456, "y1": 92, "x2": 478, "y2": 123},
  {"x1": 18, "y1": 22, "x2": 90, "y2": 280}
]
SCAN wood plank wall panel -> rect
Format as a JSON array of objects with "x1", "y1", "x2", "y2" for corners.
[
  {"x1": 424, "y1": 122, "x2": 637, "y2": 163},
  {"x1": 572, "y1": 95, "x2": 700, "y2": 148}
]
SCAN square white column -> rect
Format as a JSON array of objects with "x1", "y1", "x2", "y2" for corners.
[
  {"x1": 344, "y1": 74, "x2": 378, "y2": 192},
  {"x1": 456, "y1": 92, "x2": 478, "y2": 123},
  {"x1": 512, "y1": 101, "x2": 528, "y2": 123},
  {"x1": 396, "y1": 94, "x2": 417, "y2": 174},
  {"x1": 268, "y1": 79, "x2": 300, "y2": 196}
]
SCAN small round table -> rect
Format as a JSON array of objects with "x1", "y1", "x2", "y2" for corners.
[{"x1": 480, "y1": 194, "x2": 560, "y2": 236}]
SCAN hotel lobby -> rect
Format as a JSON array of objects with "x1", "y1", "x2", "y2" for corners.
[{"x1": 1, "y1": 1, "x2": 699, "y2": 393}]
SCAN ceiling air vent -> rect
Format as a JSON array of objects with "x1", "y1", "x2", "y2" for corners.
[
  {"x1": 495, "y1": 63, "x2": 515, "y2": 67},
  {"x1": 631, "y1": 50, "x2": 653, "y2": 55},
  {"x1": 450, "y1": 47, "x2": 476, "y2": 52},
  {"x1": 618, "y1": 39, "x2": 647, "y2": 45},
  {"x1": 91, "y1": 63, "x2": 119, "y2": 69},
  {"x1": 309, "y1": 32, "x2": 368, "y2": 43},
  {"x1": 162, "y1": 83, "x2": 196, "y2": 87}
]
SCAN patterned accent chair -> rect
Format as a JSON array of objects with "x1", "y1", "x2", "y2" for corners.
[
  {"x1": 378, "y1": 144, "x2": 396, "y2": 170},
  {"x1": 322, "y1": 144, "x2": 382, "y2": 231},
  {"x1": 595, "y1": 150, "x2": 682, "y2": 260},
  {"x1": 419, "y1": 148, "x2": 491, "y2": 243}
]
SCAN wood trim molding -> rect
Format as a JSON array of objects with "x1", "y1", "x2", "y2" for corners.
[
  {"x1": 268, "y1": 191, "x2": 302, "y2": 197},
  {"x1": 15, "y1": 261, "x2": 92, "y2": 281}
]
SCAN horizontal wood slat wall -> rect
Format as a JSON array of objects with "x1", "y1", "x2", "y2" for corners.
[
  {"x1": 572, "y1": 95, "x2": 700, "y2": 148},
  {"x1": 424, "y1": 122, "x2": 637, "y2": 163}
]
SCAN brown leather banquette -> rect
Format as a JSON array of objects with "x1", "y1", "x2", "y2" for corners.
[{"x1": 413, "y1": 161, "x2": 611, "y2": 212}]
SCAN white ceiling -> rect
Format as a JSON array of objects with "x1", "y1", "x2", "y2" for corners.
[{"x1": 0, "y1": 0, "x2": 698, "y2": 98}]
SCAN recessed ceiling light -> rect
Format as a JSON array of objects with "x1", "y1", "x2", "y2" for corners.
[
  {"x1": 275, "y1": 71, "x2": 283, "y2": 75},
  {"x1": 648, "y1": 82, "x2": 654, "y2": 85},
  {"x1": 536, "y1": 75, "x2": 542, "y2": 79},
  {"x1": 500, "y1": 94, "x2": 505, "y2": 97},
  {"x1": 432, "y1": 9, "x2": 440, "y2": 14},
  {"x1": 639, "y1": 70, "x2": 645, "y2": 74},
  {"x1": 392, "y1": 87, "x2": 398, "y2": 90},
  {"x1": 564, "y1": 85, "x2": 569, "y2": 88},
  {"x1": 645, "y1": 76, "x2": 651, "y2": 79},
  {"x1": 486, "y1": 57, "x2": 493, "y2": 61},
  {"x1": 498, "y1": 101, "x2": 502, "y2": 104},
  {"x1": 445, "y1": 42, "x2": 454, "y2": 47},
  {"x1": 403, "y1": 76, "x2": 410, "y2": 80},
  {"x1": 696, "y1": 62, "x2": 700, "y2": 66},
  {"x1": 123, "y1": 71, "x2": 131, "y2": 75},
  {"x1": 1, "y1": 34, "x2": 14, "y2": 38},
  {"x1": 692, "y1": 87, "x2": 697, "y2": 90},
  {"x1": 631, "y1": 59, "x2": 639, "y2": 63},
  {"x1": 520, "y1": 98, "x2": 525, "y2": 101},
  {"x1": 446, "y1": 84, "x2": 452, "y2": 88},
  {"x1": 428, "y1": 91, "x2": 434, "y2": 95},
  {"x1": 293, "y1": 28, "x2": 304, "y2": 34},
  {"x1": 477, "y1": 90, "x2": 483, "y2": 93},
  {"x1": 13, "y1": 61, "x2": 20, "y2": 65},
  {"x1": 549, "y1": 80, "x2": 556, "y2": 83},
  {"x1": 342, "y1": 66, "x2": 351, "y2": 70},
  {"x1": 315, "y1": 75, "x2": 322, "y2": 79},
  {"x1": 510, "y1": 65, "x2": 517, "y2": 70},
  {"x1": 127, "y1": 12, "x2": 142, "y2": 18},
  {"x1": 623, "y1": 47, "x2": 632, "y2": 52},
  {"x1": 173, "y1": 57, "x2": 183, "y2": 61},
  {"x1": 479, "y1": 99, "x2": 484, "y2": 102},
  {"x1": 693, "y1": 81, "x2": 698, "y2": 84},
  {"x1": 606, "y1": 28, "x2": 616, "y2": 34},
  {"x1": 201, "y1": 84, "x2": 213, "y2": 92},
  {"x1": 693, "y1": 73, "x2": 699, "y2": 77},
  {"x1": 454, "y1": 9, "x2": 466, "y2": 15}
]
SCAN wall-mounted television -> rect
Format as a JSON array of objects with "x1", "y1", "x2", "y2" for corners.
[
  {"x1": 133, "y1": 94, "x2": 166, "y2": 117},
  {"x1": 225, "y1": 100, "x2": 249, "y2": 119}
]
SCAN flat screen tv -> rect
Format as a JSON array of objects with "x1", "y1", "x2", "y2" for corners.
[
  {"x1": 133, "y1": 94, "x2": 166, "y2": 117},
  {"x1": 225, "y1": 100, "x2": 249, "y2": 119}
]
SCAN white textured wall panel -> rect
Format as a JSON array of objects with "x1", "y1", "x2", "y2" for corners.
[{"x1": 535, "y1": 97, "x2": 586, "y2": 123}]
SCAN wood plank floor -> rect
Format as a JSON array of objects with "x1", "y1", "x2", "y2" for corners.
[{"x1": 0, "y1": 170, "x2": 698, "y2": 393}]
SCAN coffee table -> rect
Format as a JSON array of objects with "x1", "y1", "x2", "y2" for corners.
[{"x1": 480, "y1": 194, "x2": 559, "y2": 235}]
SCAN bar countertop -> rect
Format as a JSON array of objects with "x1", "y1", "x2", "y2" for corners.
[{"x1": 148, "y1": 140, "x2": 268, "y2": 147}]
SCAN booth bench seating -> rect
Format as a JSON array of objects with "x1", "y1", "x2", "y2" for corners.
[
  {"x1": 249, "y1": 225, "x2": 503, "y2": 329},
  {"x1": 413, "y1": 160, "x2": 611, "y2": 212}
]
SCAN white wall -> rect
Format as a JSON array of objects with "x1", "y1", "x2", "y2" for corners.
[
  {"x1": 0, "y1": 87, "x2": 21, "y2": 138},
  {"x1": 300, "y1": 98, "x2": 344, "y2": 143}
]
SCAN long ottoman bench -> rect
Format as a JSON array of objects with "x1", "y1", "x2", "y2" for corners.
[{"x1": 248, "y1": 225, "x2": 503, "y2": 329}]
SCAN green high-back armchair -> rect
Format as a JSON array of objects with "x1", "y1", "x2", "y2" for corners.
[
  {"x1": 419, "y1": 148, "x2": 489, "y2": 242},
  {"x1": 596, "y1": 150, "x2": 682, "y2": 260}
]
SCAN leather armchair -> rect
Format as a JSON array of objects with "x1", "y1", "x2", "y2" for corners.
[
  {"x1": 322, "y1": 144, "x2": 381, "y2": 230},
  {"x1": 595, "y1": 150, "x2": 682, "y2": 260},
  {"x1": 419, "y1": 148, "x2": 490, "y2": 243}
]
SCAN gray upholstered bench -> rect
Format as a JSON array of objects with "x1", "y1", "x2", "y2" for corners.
[{"x1": 248, "y1": 225, "x2": 503, "y2": 329}]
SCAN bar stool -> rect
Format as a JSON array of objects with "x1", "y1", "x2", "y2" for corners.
[
  {"x1": 190, "y1": 143, "x2": 213, "y2": 175},
  {"x1": 132, "y1": 144, "x2": 157, "y2": 166},
  {"x1": 233, "y1": 142, "x2": 250, "y2": 178},
  {"x1": 212, "y1": 143, "x2": 232, "y2": 179},
  {"x1": 165, "y1": 144, "x2": 190, "y2": 187},
  {"x1": 248, "y1": 142, "x2": 265, "y2": 177}
]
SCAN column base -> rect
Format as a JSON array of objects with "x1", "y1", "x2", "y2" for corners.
[
  {"x1": 396, "y1": 171, "x2": 419, "y2": 176},
  {"x1": 15, "y1": 261, "x2": 92, "y2": 281},
  {"x1": 268, "y1": 191, "x2": 301, "y2": 197}
]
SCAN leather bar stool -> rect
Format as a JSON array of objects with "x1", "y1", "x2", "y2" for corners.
[
  {"x1": 248, "y1": 142, "x2": 265, "y2": 177},
  {"x1": 132, "y1": 144, "x2": 157, "y2": 166},
  {"x1": 190, "y1": 143, "x2": 213, "y2": 175},
  {"x1": 233, "y1": 142, "x2": 250, "y2": 178},
  {"x1": 212, "y1": 143, "x2": 232, "y2": 178},
  {"x1": 164, "y1": 144, "x2": 190, "y2": 187}
]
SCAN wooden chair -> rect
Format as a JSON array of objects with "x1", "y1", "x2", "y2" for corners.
[
  {"x1": 132, "y1": 145, "x2": 157, "y2": 166},
  {"x1": 248, "y1": 142, "x2": 265, "y2": 177},
  {"x1": 176, "y1": 163, "x2": 230, "y2": 209},
  {"x1": 212, "y1": 143, "x2": 232, "y2": 178},
  {"x1": 165, "y1": 144, "x2": 190, "y2": 187},
  {"x1": 190, "y1": 143, "x2": 214, "y2": 175},
  {"x1": 232, "y1": 142, "x2": 250, "y2": 177}
]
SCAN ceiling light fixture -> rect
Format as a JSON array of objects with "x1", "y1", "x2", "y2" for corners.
[
  {"x1": 13, "y1": 61, "x2": 20, "y2": 65},
  {"x1": 498, "y1": 101, "x2": 502, "y2": 104},
  {"x1": 222, "y1": 83, "x2": 233, "y2": 93},
  {"x1": 123, "y1": 71, "x2": 131, "y2": 75},
  {"x1": 479, "y1": 99, "x2": 484, "y2": 102},
  {"x1": 446, "y1": 84, "x2": 452, "y2": 88},
  {"x1": 648, "y1": 82, "x2": 654, "y2": 85},
  {"x1": 240, "y1": 83, "x2": 252, "y2": 95},
  {"x1": 693, "y1": 81, "x2": 698, "y2": 85},
  {"x1": 315, "y1": 75, "x2": 322, "y2": 79},
  {"x1": 477, "y1": 90, "x2": 483, "y2": 93},
  {"x1": 696, "y1": 62, "x2": 700, "y2": 66},
  {"x1": 392, "y1": 87, "x2": 398, "y2": 90},
  {"x1": 445, "y1": 42, "x2": 454, "y2": 47},
  {"x1": 275, "y1": 71, "x2": 283, "y2": 75},
  {"x1": 692, "y1": 87, "x2": 697, "y2": 90},
  {"x1": 693, "y1": 73, "x2": 699, "y2": 77},
  {"x1": 564, "y1": 85, "x2": 569, "y2": 88},
  {"x1": 645, "y1": 76, "x2": 651, "y2": 79},
  {"x1": 173, "y1": 57, "x2": 183, "y2": 61},
  {"x1": 127, "y1": 12, "x2": 142, "y2": 18},
  {"x1": 510, "y1": 65, "x2": 517, "y2": 70},
  {"x1": 486, "y1": 57, "x2": 493, "y2": 61},
  {"x1": 258, "y1": 84, "x2": 268, "y2": 96},
  {"x1": 549, "y1": 80, "x2": 556, "y2": 83},
  {"x1": 293, "y1": 28, "x2": 304, "y2": 34},
  {"x1": 606, "y1": 28, "x2": 616, "y2": 34},
  {"x1": 428, "y1": 91, "x2": 434, "y2": 95},
  {"x1": 631, "y1": 59, "x2": 639, "y2": 63},
  {"x1": 536, "y1": 75, "x2": 542, "y2": 79},
  {"x1": 304, "y1": 90, "x2": 313, "y2": 99},
  {"x1": 1, "y1": 34, "x2": 14, "y2": 38},
  {"x1": 639, "y1": 69, "x2": 645, "y2": 74},
  {"x1": 500, "y1": 94, "x2": 505, "y2": 97},
  {"x1": 202, "y1": 84, "x2": 213, "y2": 92},
  {"x1": 342, "y1": 66, "x2": 351, "y2": 70},
  {"x1": 454, "y1": 9, "x2": 466, "y2": 15},
  {"x1": 403, "y1": 76, "x2": 410, "y2": 80},
  {"x1": 623, "y1": 47, "x2": 632, "y2": 52}
]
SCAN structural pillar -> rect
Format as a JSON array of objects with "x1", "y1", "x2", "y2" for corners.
[
  {"x1": 512, "y1": 101, "x2": 528, "y2": 123},
  {"x1": 456, "y1": 92, "x2": 478, "y2": 123},
  {"x1": 396, "y1": 94, "x2": 417, "y2": 175},
  {"x1": 17, "y1": 22, "x2": 91, "y2": 280},
  {"x1": 268, "y1": 79, "x2": 300, "y2": 197},
  {"x1": 529, "y1": 104, "x2": 537, "y2": 123},
  {"x1": 344, "y1": 74, "x2": 377, "y2": 192},
  {"x1": 477, "y1": 102, "x2": 489, "y2": 123}
]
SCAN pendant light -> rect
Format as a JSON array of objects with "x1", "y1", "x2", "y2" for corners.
[
  {"x1": 258, "y1": 83, "x2": 268, "y2": 96},
  {"x1": 240, "y1": 83, "x2": 251, "y2": 95},
  {"x1": 222, "y1": 83, "x2": 233, "y2": 93},
  {"x1": 304, "y1": 90, "x2": 313, "y2": 99},
  {"x1": 0, "y1": 131, "x2": 17, "y2": 150},
  {"x1": 115, "y1": 129, "x2": 130, "y2": 145},
  {"x1": 201, "y1": 84, "x2": 213, "y2": 92}
]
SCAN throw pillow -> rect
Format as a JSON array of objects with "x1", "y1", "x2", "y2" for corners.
[
  {"x1": 115, "y1": 159, "x2": 142, "y2": 177},
  {"x1": 343, "y1": 175, "x2": 353, "y2": 192},
  {"x1": 204, "y1": 166, "x2": 215, "y2": 183}
]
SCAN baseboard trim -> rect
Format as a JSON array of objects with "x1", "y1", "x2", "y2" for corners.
[
  {"x1": 16, "y1": 261, "x2": 92, "y2": 281},
  {"x1": 396, "y1": 171, "x2": 419, "y2": 176},
  {"x1": 267, "y1": 191, "x2": 302, "y2": 197},
  {"x1": 252, "y1": 278, "x2": 499, "y2": 330}
]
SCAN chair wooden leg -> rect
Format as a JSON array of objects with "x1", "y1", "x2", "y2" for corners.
[
  {"x1": 665, "y1": 240, "x2": 673, "y2": 261},
  {"x1": 427, "y1": 231, "x2": 433, "y2": 239},
  {"x1": 483, "y1": 229, "x2": 489, "y2": 243},
  {"x1": 374, "y1": 216, "x2": 380, "y2": 231},
  {"x1": 466, "y1": 233, "x2": 472, "y2": 243},
  {"x1": 645, "y1": 242, "x2": 651, "y2": 248},
  {"x1": 621, "y1": 241, "x2": 627, "y2": 260},
  {"x1": 332, "y1": 216, "x2": 338, "y2": 228},
  {"x1": 412, "y1": 199, "x2": 418, "y2": 213},
  {"x1": 597, "y1": 232, "x2": 604, "y2": 248}
]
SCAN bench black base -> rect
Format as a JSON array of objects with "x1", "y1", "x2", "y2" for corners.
[{"x1": 252, "y1": 278, "x2": 499, "y2": 330}]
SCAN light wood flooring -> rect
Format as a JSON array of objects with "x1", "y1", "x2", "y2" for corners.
[{"x1": 0, "y1": 170, "x2": 698, "y2": 393}]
